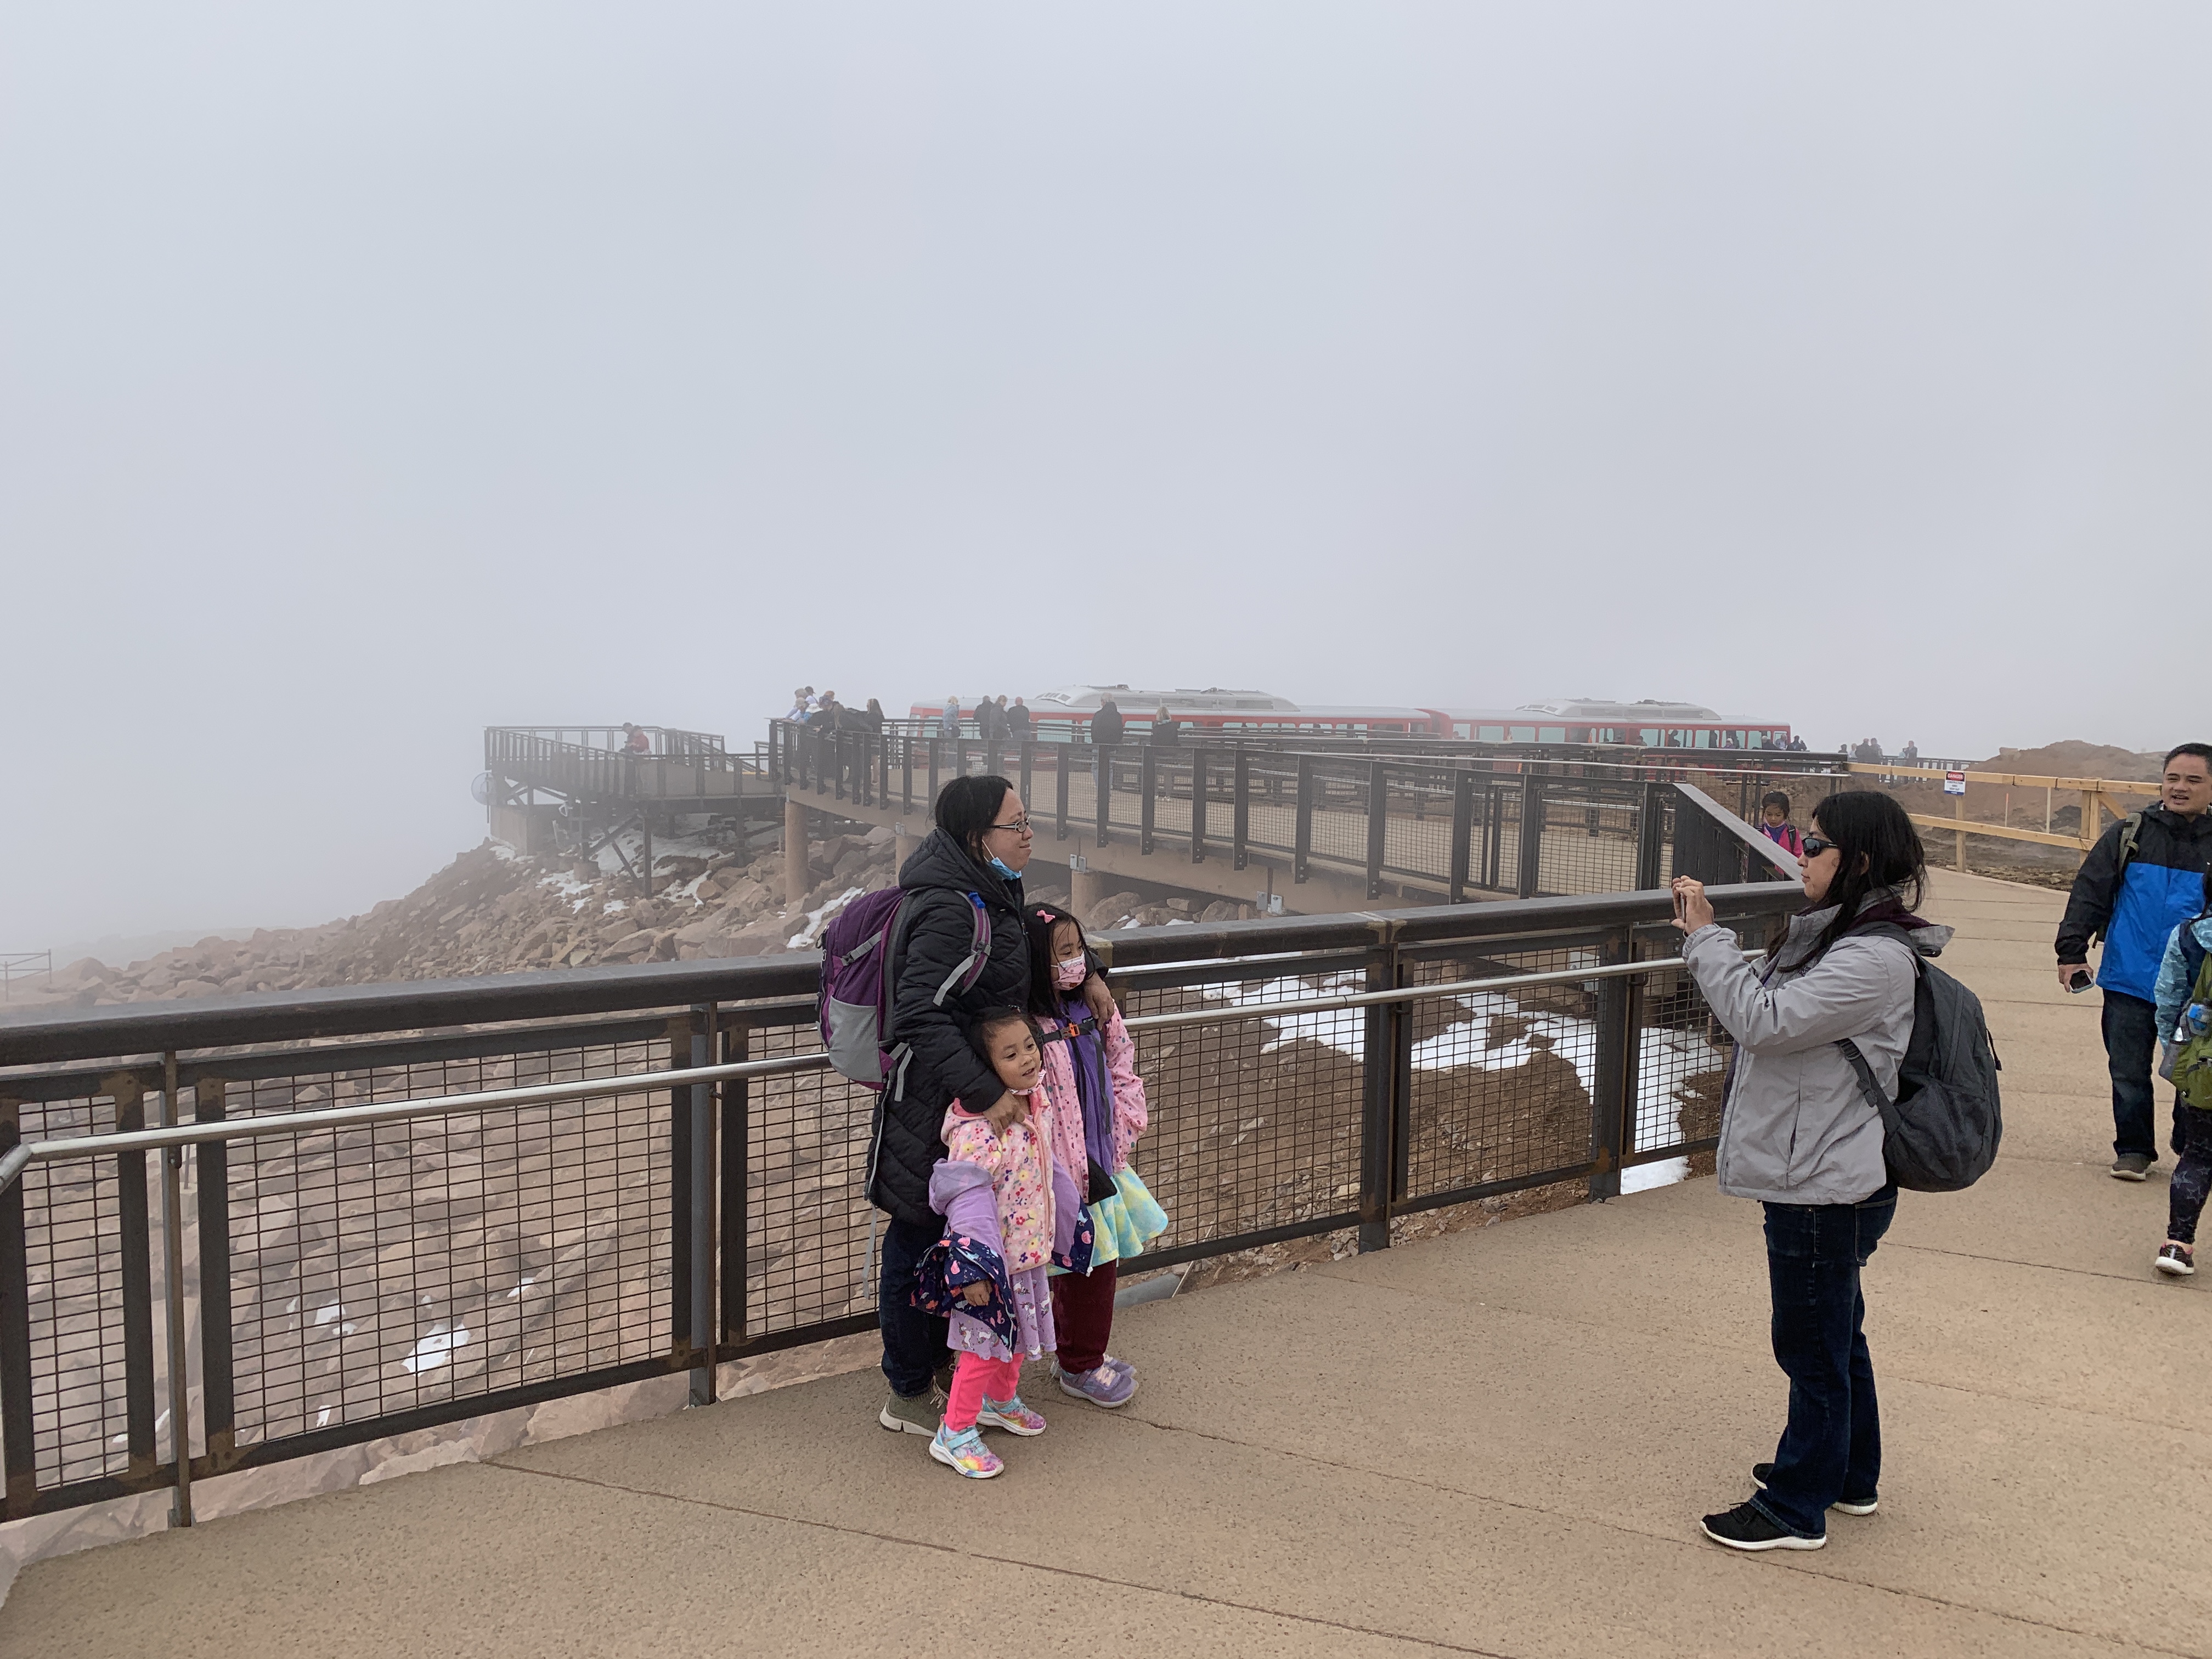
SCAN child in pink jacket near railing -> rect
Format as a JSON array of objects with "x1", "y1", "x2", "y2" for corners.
[
  {"x1": 912, "y1": 1009, "x2": 1093, "y2": 1480},
  {"x1": 1024, "y1": 904, "x2": 1168, "y2": 1408}
]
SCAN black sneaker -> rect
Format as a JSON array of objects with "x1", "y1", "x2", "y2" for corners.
[
  {"x1": 1701, "y1": 1499, "x2": 1825, "y2": 1551},
  {"x1": 2111, "y1": 1154, "x2": 2154, "y2": 1181},
  {"x1": 1754, "y1": 1462, "x2": 1877, "y2": 1515},
  {"x1": 2155, "y1": 1243, "x2": 2196, "y2": 1277}
]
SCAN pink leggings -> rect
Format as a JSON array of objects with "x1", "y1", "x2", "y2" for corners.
[{"x1": 944, "y1": 1352, "x2": 1024, "y2": 1432}]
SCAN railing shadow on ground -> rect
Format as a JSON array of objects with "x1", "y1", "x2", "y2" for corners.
[{"x1": 0, "y1": 881, "x2": 1801, "y2": 1529}]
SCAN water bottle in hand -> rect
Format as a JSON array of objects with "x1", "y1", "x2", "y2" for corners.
[{"x1": 2186, "y1": 1002, "x2": 2210, "y2": 1041}]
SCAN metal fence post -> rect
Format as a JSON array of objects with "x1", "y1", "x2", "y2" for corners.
[
  {"x1": 0, "y1": 1098, "x2": 36, "y2": 1519},
  {"x1": 194, "y1": 1077, "x2": 236, "y2": 1484},
  {"x1": 1635, "y1": 781, "x2": 1666, "y2": 889},
  {"x1": 1139, "y1": 746, "x2": 1156, "y2": 856},
  {"x1": 1448, "y1": 768, "x2": 1474, "y2": 904},
  {"x1": 1366, "y1": 761, "x2": 1388, "y2": 900},
  {"x1": 1483, "y1": 781, "x2": 1504, "y2": 889},
  {"x1": 1232, "y1": 749, "x2": 1250, "y2": 871},
  {"x1": 689, "y1": 1008, "x2": 716, "y2": 1407},
  {"x1": 1019, "y1": 741, "x2": 1033, "y2": 810},
  {"x1": 1096, "y1": 746, "x2": 1113, "y2": 848},
  {"x1": 1357, "y1": 923, "x2": 1403, "y2": 1252},
  {"x1": 928, "y1": 738, "x2": 940, "y2": 809},
  {"x1": 719, "y1": 1021, "x2": 749, "y2": 1350},
  {"x1": 112, "y1": 1075, "x2": 159, "y2": 1487},
  {"x1": 1056, "y1": 744, "x2": 1070, "y2": 840},
  {"x1": 1587, "y1": 929, "x2": 1634, "y2": 1201},
  {"x1": 1190, "y1": 749, "x2": 1208, "y2": 864},
  {"x1": 158, "y1": 1052, "x2": 192, "y2": 1525},
  {"x1": 1294, "y1": 758, "x2": 1314, "y2": 885},
  {"x1": 669, "y1": 1015, "x2": 695, "y2": 1373},
  {"x1": 901, "y1": 733, "x2": 913, "y2": 813},
  {"x1": 1517, "y1": 774, "x2": 1544, "y2": 899}
]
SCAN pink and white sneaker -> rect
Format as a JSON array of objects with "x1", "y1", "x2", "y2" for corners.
[{"x1": 976, "y1": 1393, "x2": 1048, "y2": 1435}]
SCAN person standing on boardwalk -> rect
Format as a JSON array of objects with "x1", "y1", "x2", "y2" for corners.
[
  {"x1": 870, "y1": 775, "x2": 1115, "y2": 1439},
  {"x1": 2055, "y1": 743, "x2": 2212, "y2": 1180},
  {"x1": 1673, "y1": 791, "x2": 1948, "y2": 1552}
]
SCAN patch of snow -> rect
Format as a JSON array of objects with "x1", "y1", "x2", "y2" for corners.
[
  {"x1": 787, "y1": 887, "x2": 865, "y2": 950},
  {"x1": 399, "y1": 1324, "x2": 470, "y2": 1375}
]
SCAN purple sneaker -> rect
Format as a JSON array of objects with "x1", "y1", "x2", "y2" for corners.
[{"x1": 1055, "y1": 1362, "x2": 1138, "y2": 1407}]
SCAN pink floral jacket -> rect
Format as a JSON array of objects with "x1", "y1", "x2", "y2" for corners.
[{"x1": 1036, "y1": 1005, "x2": 1149, "y2": 1182}]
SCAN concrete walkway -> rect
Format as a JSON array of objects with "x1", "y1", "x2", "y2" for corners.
[{"x1": 5, "y1": 872, "x2": 2205, "y2": 1658}]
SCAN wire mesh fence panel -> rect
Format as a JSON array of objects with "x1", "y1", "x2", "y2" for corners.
[
  {"x1": 1533, "y1": 783, "x2": 1644, "y2": 896},
  {"x1": 1241, "y1": 757, "x2": 1302, "y2": 861},
  {"x1": 218, "y1": 1038, "x2": 671, "y2": 1452},
  {"x1": 740, "y1": 1021, "x2": 876, "y2": 1340},
  {"x1": 1303, "y1": 761, "x2": 1370, "y2": 867},
  {"x1": 1122, "y1": 968, "x2": 1368, "y2": 1254},
  {"x1": 1627, "y1": 932, "x2": 1746, "y2": 1163},
  {"x1": 9, "y1": 1092, "x2": 134, "y2": 1491},
  {"x1": 1378, "y1": 768, "x2": 1457, "y2": 888},
  {"x1": 1400, "y1": 946, "x2": 1601, "y2": 1201}
]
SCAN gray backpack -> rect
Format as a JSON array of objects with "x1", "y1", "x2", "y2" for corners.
[{"x1": 1837, "y1": 922, "x2": 2003, "y2": 1192}]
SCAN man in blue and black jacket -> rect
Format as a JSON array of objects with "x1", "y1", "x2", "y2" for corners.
[{"x1": 2057, "y1": 743, "x2": 2212, "y2": 1179}]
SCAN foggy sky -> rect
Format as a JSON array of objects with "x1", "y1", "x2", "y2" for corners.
[{"x1": 4, "y1": 2, "x2": 2208, "y2": 949}]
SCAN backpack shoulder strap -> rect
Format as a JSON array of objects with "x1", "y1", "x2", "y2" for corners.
[
  {"x1": 1837, "y1": 1037, "x2": 1893, "y2": 1116},
  {"x1": 2115, "y1": 811, "x2": 2144, "y2": 879}
]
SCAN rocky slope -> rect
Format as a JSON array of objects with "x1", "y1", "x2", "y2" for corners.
[{"x1": 10, "y1": 826, "x2": 1249, "y2": 1012}]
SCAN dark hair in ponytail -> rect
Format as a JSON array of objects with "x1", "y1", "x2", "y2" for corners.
[{"x1": 1804, "y1": 790, "x2": 1927, "y2": 957}]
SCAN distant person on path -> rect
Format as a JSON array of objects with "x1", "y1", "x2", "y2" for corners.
[
  {"x1": 1901, "y1": 741, "x2": 1920, "y2": 765},
  {"x1": 1024, "y1": 902, "x2": 1166, "y2": 1408},
  {"x1": 1090, "y1": 697, "x2": 1125, "y2": 748},
  {"x1": 975, "y1": 697, "x2": 1002, "y2": 742},
  {"x1": 870, "y1": 775, "x2": 1115, "y2": 1441},
  {"x1": 1006, "y1": 696, "x2": 1031, "y2": 741},
  {"x1": 939, "y1": 697, "x2": 962, "y2": 739},
  {"x1": 2151, "y1": 874, "x2": 2212, "y2": 1276},
  {"x1": 1148, "y1": 704, "x2": 1181, "y2": 746},
  {"x1": 2057, "y1": 743, "x2": 2212, "y2": 1180},
  {"x1": 786, "y1": 689, "x2": 813, "y2": 721},
  {"x1": 860, "y1": 697, "x2": 886, "y2": 735},
  {"x1": 1757, "y1": 791, "x2": 1803, "y2": 859},
  {"x1": 1673, "y1": 791, "x2": 1946, "y2": 1552},
  {"x1": 620, "y1": 723, "x2": 651, "y2": 754}
]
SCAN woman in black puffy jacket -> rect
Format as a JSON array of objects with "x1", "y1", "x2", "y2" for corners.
[{"x1": 870, "y1": 773, "x2": 1111, "y2": 1438}]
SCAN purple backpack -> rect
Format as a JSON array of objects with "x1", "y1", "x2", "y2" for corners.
[{"x1": 819, "y1": 887, "x2": 991, "y2": 1094}]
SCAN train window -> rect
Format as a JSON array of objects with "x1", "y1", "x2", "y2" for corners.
[
  {"x1": 1480, "y1": 726, "x2": 1505, "y2": 741},
  {"x1": 1509, "y1": 726, "x2": 1536, "y2": 742},
  {"x1": 1640, "y1": 728, "x2": 1661, "y2": 746},
  {"x1": 1539, "y1": 726, "x2": 1566, "y2": 743}
]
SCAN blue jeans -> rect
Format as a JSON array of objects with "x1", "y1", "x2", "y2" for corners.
[
  {"x1": 1753, "y1": 1186, "x2": 1897, "y2": 1538},
  {"x1": 878, "y1": 1215, "x2": 952, "y2": 1397},
  {"x1": 2102, "y1": 990, "x2": 2173, "y2": 1160}
]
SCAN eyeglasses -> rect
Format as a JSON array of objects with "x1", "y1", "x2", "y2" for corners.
[
  {"x1": 1802, "y1": 835, "x2": 1840, "y2": 858},
  {"x1": 987, "y1": 815, "x2": 1034, "y2": 836}
]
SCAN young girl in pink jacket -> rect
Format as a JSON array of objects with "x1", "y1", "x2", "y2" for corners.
[
  {"x1": 915, "y1": 1009, "x2": 1093, "y2": 1480},
  {"x1": 1024, "y1": 904, "x2": 1168, "y2": 1407}
]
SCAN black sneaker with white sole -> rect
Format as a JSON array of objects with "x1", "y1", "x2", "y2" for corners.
[
  {"x1": 2155, "y1": 1243, "x2": 2196, "y2": 1277},
  {"x1": 1753, "y1": 1462, "x2": 1878, "y2": 1515},
  {"x1": 2111, "y1": 1154, "x2": 2154, "y2": 1181},
  {"x1": 1701, "y1": 1500, "x2": 1825, "y2": 1551}
]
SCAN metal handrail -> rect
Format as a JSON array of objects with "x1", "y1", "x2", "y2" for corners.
[{"x1": 0, "y1": 953, "x2": 1721, "y2": 1181}]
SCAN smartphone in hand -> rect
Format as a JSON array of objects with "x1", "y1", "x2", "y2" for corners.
[{"x1": 2066, "y1": 968, "x2": 2094, "y2": 994}]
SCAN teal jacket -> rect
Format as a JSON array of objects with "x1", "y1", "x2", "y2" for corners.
[{"x1": 2154, "y1": 914, "x2": 2212, "y2": 1048}]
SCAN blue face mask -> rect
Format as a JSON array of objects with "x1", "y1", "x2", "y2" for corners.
[{"x1": 987, "y1": 855, "x2": 1022, "y2": 882}]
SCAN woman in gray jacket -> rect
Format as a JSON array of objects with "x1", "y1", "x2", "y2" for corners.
[{"x1": 1672, "y1": 790, "x2": 1949, "y2": 1553}]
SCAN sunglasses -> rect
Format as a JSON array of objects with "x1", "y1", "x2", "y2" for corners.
[{"x1": 1802, "y1": 835, "x2": 1841, "y2": 858}]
